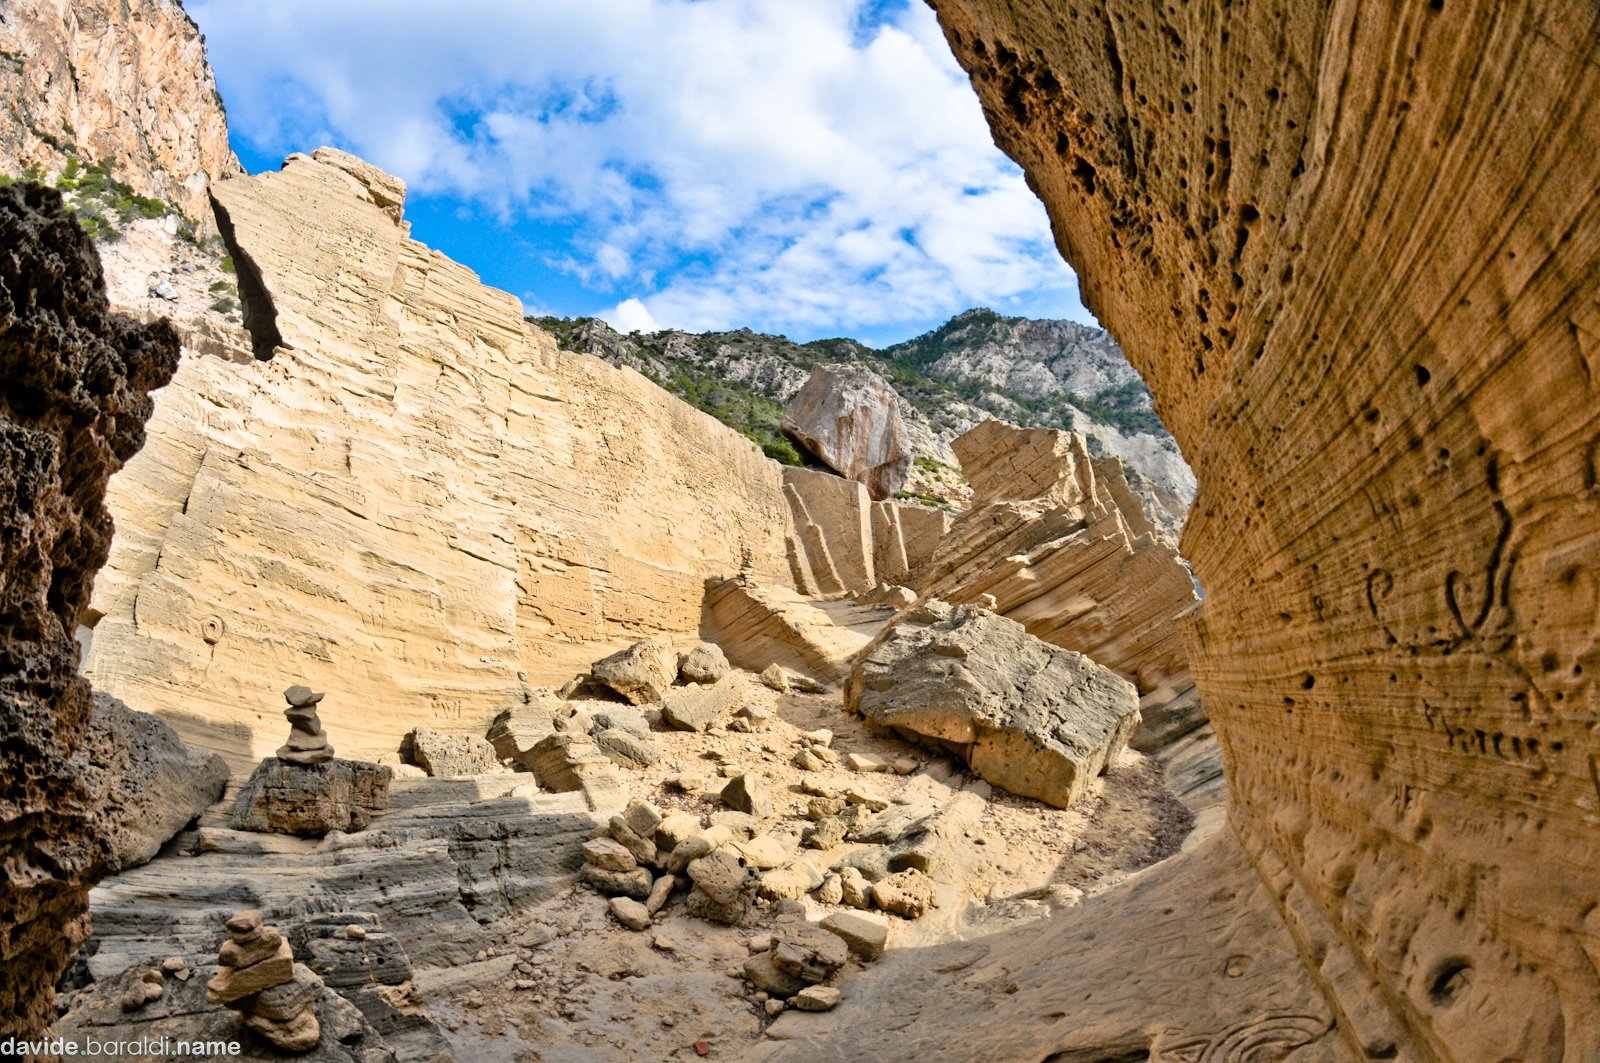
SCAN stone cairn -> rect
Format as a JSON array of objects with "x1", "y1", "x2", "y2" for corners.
[
  {"x1": 278, "y1": 685, "x2": 333, "y2": 764},
  {"x1": 206, "y1": 910, "x2": 321, "y2": 1052}
]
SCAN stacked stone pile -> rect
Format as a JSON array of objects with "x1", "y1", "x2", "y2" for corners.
[
  {"x1": 232, "y1": 688, "x2": 391, "y2": 835},
  {"x1": 277, "y1": 686, "x2": 333, "y2": 764},
  {"x1": 206, "y1": 910, "x2": 322, "y2": 1052}
]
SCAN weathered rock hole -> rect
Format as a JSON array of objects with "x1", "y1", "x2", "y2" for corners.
[{"x1": 1428, "y1": 960, "x2": 1472, "y2": 1008}]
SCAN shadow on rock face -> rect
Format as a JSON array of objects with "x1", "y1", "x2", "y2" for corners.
[{"x1": 0, "y1": 183, "x2": 179, "y2": 1038}]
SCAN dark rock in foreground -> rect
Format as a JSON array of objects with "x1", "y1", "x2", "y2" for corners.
[{"x1": 0, "y1": 183, "x2": 179, "y2": 1038}]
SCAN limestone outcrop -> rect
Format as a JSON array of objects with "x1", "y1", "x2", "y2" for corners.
[
  {"x1": 0, "y1": 183, "x2": 179, "y2": 1038},
  {"x1": 72, "y1": 692, "x2": 230, "y2": 873},
  {"x1": 782, "y1": 364, "x2": 912, "y2": 501},
  {"x1": 916, "y1": 1, "x2": 1600, "y2": 1058},
  {"x1": 913, "y1": 421, "x2": 1197, "y2": 697},
  {"x1": 81, "y1": 149, "x2": 794, "y2": 772},
  {"x1": 848, "y1": 601, "x2": 1140, "y2": 807},
  {"x1": 0, "y1": 0, "x2": 242, "y2": 227}
]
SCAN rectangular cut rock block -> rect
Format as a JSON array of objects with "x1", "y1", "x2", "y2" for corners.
[
  {"x1": 782, "y1": 467, "x2": 875, "y2": 593},
  {"x1": 849, "y1": 604, "x2": 1138, "y2": 808},
  {"x1": 705, "y1": 576, "x2": 871, "y2": 684},
  {"x1": 893, "y1": 503, "x2": 951, "y2": 579}
]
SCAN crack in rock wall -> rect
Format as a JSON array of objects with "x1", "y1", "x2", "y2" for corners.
[
  {"x1": 926, "y1": 1, "x2": 1600, "y2": 1060},
  {"x1": 82, "y1": 151, "x2": 795, "y2": 773}
]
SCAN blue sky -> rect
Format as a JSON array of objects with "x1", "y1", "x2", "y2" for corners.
[{"x1": 188, "y1": 0, "x2": 1095, "y2": 347}]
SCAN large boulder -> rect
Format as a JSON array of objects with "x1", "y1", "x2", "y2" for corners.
[
  {"x1": 847, "y1": 603, "x2": 1139, "y2": 808},
  {"x1": 0, "y1": 184, "x2": 180, "y2": 1038},
  {"x1": 231, "y1": 759, "x2": 392, "y2": 836},
  {"x1": 590, "y1": 638, "x2": 678, "y2": 705},
  {"x1": 781, "y1": 364, "x2": 912, "y2": 501},
  {"x1": 72, "y1": 693, "x2": 230, "y2": 872}
]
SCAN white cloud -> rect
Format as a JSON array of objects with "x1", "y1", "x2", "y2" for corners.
[
  {"x1": 188, "y1": 0, "x2": 1090, "y2": 339},
  {"x1": 604, "y1": 297, "x2": 660, "y2": 335}
]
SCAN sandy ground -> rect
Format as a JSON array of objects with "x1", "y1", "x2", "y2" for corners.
[{"x1": 416, "y1": 673, "x2": 1196, "y2": 1062}]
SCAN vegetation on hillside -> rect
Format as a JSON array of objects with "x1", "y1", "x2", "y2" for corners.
[{"x1": 533, "y1": 307, "x2": 1175, "y2": 464}]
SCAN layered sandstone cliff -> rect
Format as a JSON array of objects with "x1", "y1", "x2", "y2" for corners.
[
  {"x1": 82, "y1": 149, "x2": 793, "y2": 771},
  {"x1": 0, "y1": 184, "x2": 178, "y2": 1037},
  {"x1": 923, "y1": 1, "x2": 1600, "y2": 1059},
  {"x1": 914, "y1": 420, "x2": 1197, "y2": 697},
  {"x1": 0, "y1": 0, "x2": 242, "y2": 226}
]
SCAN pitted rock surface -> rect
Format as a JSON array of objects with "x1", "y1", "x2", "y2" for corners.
[{"x1": 0, "y1": 183, "x2": 179, "y2": 1037}]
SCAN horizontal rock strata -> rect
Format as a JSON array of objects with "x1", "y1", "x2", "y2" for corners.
[
  {"x1": 81, "y1": 150, "x2": 795, "y2": 771},
  {"x1": 927, "y1": 0, "x2": 1600, "y2": 1056}
]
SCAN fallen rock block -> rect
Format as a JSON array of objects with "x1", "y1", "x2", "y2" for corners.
[
  {"x1": 592, "y1": 638, "x2": 678, "y2": 704},
  {"x1": 609, "y1": 896, "x2": 652, "y2": 931},
  {"x1": 679, "y1": 644, "x2": 731, "y2": 684},
  {"x1": 814, "y1": 873, "x2": 844, "y2": 904},
  {"x1": 583, "y1": 837, "x2": 637, "y2": 872},
  {"x1": 839, "y1": 867, "x2": 872, "y2": 909},
  {"x1": 74, "y1": 692, "x2": 231, "y2": 872},
  {"x1": 593, "y1": 709, "x2": 651, "y2": 740},
  {"x1": 759, "y1": 863, "x2": 824, "y2": 901},
  {"x1": 871, "y1": 869, "x2": 938, "y2": 919},
  {"x1": 781, "y1": 363, "x2": 911, "y2": 500},
  {"x1": 794, "y1": 985, "x2": 842, "y2": 1012},
  {"x1": 485, "y1": 702, "x2": 557, "y2": 765},
  {"x1": 808, "y1": 816, "x2": 849, "y2": 851},
  {"x1": 846, "y1": 753, "x2": 892, "y2": 773},
  {"x1": 687, "y1": 848, "x2": 751, "y2": 906},
  {"x1": 654, "y1": 813, "x2": 703, "y2": 852},
  {"x1": 719, "y1": 774, "x2": 774, "y2": 819},
  {"x1": 595, "y1": 727, "x2": 662, "y2": 769},
  {"x1": 663, "y1": 674, "x2": 748, "y2": 732},
  {"x1": 848, "y1": 604, "x2": 1140, "y2": 808},
  {"x1": 772, "y1": 925, "x2": 848, "y2": 983},
  {"x1": 609, "y1": 816, "x2": 658, "y2": 864},
  {"x1": 686, "y1": 884, "x2": 751, "y2": 925},
  {"x1": 408, "y1": 726, "x2": 497, "y2": 777},
  {"x1": 732, "y1": 834, "x2": 789, "y2": 870},
  {"x1": 744, "y1": 953, "x2": 807, "y2": 998},
  {"x1": 820, "y1": 912, "x2": 888, "y2": 960},
  {"x1": 581, "y1": 865, "x2": 653, "y2": 899},
  {"x1": 761, "y1": 663, "x2": 790, "y2": 692},
  {"x1": 623, "y1": 799, "x2": 663, "y2": 838}
]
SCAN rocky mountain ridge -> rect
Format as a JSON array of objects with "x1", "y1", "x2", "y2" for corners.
[
  {"x1": 536, "y1": 309, "x2": 1195, "y2": 534},
  {"x1": 0, "y1": 0, "x2": 241, "y2": 233}
]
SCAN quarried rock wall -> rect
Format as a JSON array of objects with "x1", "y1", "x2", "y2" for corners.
[
  {"x1": 929, "y1": 0, "x2": 1600, "y2": 1058},
  {"x1": 0, "y1": 184, "x2": 178, "y2": 1037},
  {"x1": 82, "y1": 150, "x2": 793, "y2": 772}
]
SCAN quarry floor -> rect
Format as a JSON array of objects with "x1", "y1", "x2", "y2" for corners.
[
  {"x1": 60, "y1": 669, "x2": 1226, "y2": 1063},
  {"x1": 387, "y1": 680, "x2": 1210, "y2": 1062}
]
